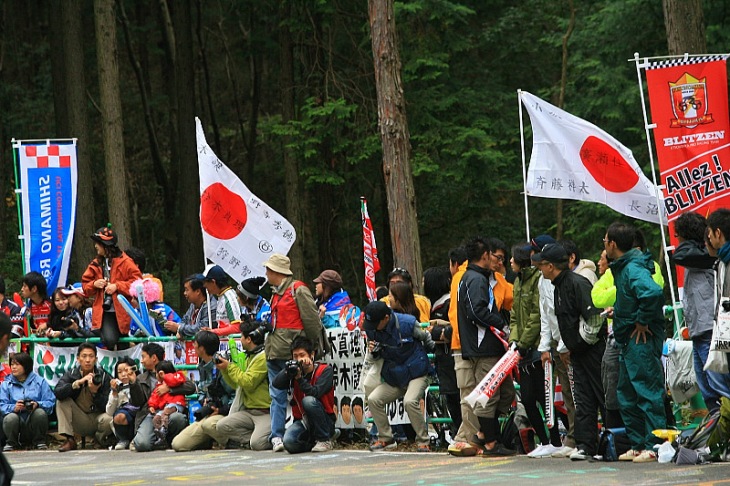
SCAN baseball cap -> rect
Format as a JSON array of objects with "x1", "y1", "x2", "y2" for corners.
[
  {"x1": 530, "y1": 234, "x2": 556, "y2": 252},
  {"x1": 362, "y1": 301, "x2": 391, "y2": 331},
  {"x1": 531, "y1": 243, "x2": 569, "y2": 264}
]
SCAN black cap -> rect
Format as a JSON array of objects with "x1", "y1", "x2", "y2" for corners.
[
  {"x1": 530, "y1": 243, "x2": 569, "y2": 264},
  {"x1": 362, "y1": 301, "x2": 391, "y2": 331},
  {"x1": 530, "y1": 234, "x2": 556, "y2": 252}
]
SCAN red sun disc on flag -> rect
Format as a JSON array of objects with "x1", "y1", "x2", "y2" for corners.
[
  {"x1": 42, "y1": 350, "x2": 54, "y2": 365},
  {"x1": 200, "y1": 183, "x2": 248, "y2": 240},
  {"x1": 579, "y1": 136, "x2": 640, "y2": 193}
]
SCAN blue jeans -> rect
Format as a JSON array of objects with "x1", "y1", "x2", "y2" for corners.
[
  {"x1": 267, "y1": 359, "x2": 289, "y2": 440},
  {"x1": 693, "y1": 334, "x2": 730, "y2": 413},
  {"x1": 282, "y1": 396, "x2": 334, "y2": 454},
  {"x1": 133, "y1": 412, "x2": 187, "y2": 451}
]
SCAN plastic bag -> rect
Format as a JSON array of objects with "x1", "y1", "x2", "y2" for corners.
[{"x1": 657, "y1": 441, "x2": 676, "y2": 463}]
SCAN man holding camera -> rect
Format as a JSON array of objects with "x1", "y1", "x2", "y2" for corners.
[
  {"x1": 54, "y1": 343, "x2": 113, "y2": 452},
  {"x1": 272, "y1": 336, "x2": 335, "y2": 453},
  {"x1": 130, "y1": 343, "x2": 196, "y2": 451},
  {"x1": 212, "y1": 320, "x2": 272, "y2": 450},
  {"x1": 172, "y1": 331, "x2": 235, "y2": 451}
]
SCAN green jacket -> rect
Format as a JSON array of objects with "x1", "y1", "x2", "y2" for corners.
[
  {"x1": 509, "y1": 266, "x2": 542, "y2": 350},
  {"x1": 609, "y1": 249, "x2": 665, "y2": 345},
  {"x1": 591, "y1": 262, "x2": 665, "y2": 309},
  {"x1": 221, "y1": 347, "x2": 271, "y2": 410}
]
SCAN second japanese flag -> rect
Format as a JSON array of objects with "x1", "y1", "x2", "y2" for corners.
[{"x1": 521, "y1": 91, "x2": 663, "y2": 225}]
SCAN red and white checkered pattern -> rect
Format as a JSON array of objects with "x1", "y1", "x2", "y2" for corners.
[{"x1": 23, "y1": 145, "x2": 73, "y2": 168}]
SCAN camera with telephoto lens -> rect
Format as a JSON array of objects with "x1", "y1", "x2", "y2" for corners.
[
  {"x1": 102, "y1": 294, "x2": 114, "y2": 311},
  {"x1": 285, "y1": 359, "x2": 304, "y2": 378},
  {"x1": 92, "y1": 369, "x2": 104, "y2": 386},
  {"x1": 213, "y1": 351, "x2": 230, "y2": 365},
  {"x1": 22, "y1": 398, "x2": 34, "y2": 410},
  {"x1": 194, "y1": 378, "x2": 226, "y2": 421}
]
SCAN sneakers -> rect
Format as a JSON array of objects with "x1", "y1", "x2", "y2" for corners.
[
  {"x1": 448, "y1": 441, "x2": 479, "y2": 457},
  {"x1": 311, "y1": 441, "x2": 332, "y2": 452},
  {"x1": 618, "y1": 449, "x2": 641, "y2": 461},
  {"x1": 35, "y1": 443, "x2": 48, "y2": 450},
  {"x1": 114, "y1": 441, "x2": 130, "y2": 450},
  {"x1": 272, "y1": 437, "x2": 285, "y2": 452},
  {"x1": 528, "y1": 444, "x2": 561, "y2": 458},
  {"x1": 2, "y1": 445, "x2": 12, "y2": 452},
  {"x1": 481, "y1": 443, "x2": 517, "y2": 456},
  {"x1": 551, "y1": 445, "x2": 577, "y2": 458},
  {"x1": 632, "y1": 450, "x2": 657, "y2": 463},
  {"x1": 569, "y1": 449, "x2": 591, "y2": 461},
  {"x1": 369, "y1": 440, "x2": 397, "y2": 451}
]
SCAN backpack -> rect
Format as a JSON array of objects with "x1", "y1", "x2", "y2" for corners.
[
  {"x1": 596, "y1": 428, "x2": 618, "y2": 461},
  {"x1": 680, "y1": 410, "x2": 720, "y2": 450}
]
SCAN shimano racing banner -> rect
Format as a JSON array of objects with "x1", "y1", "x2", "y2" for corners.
[
  {"x1": 645, "y1": 56, "x2": 730, "y2": 229},
  {"x1": 15, "y1": 140, "x2": 78, "y2": 293}
]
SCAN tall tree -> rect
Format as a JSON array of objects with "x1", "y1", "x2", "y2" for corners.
[
  {"x1": 663, "y1": 0, "x2": 706, "y2": 55},
  {"x1": 368, "y1": 0, "x2": 422, "y2": 290},
  {"x1": 60, "y1": 0, "x2": 96, "y2": 278},
  {"x1": 94, "y1": 0, "x2": 132, "y2": 247}
]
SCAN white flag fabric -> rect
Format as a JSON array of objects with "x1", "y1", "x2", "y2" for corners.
[
  {"x1": 521, "y1": 91, "x2": 664, "y2": 224},
  {"x1": 197, "y1": 118, "x2": 296, "y2": 283}
]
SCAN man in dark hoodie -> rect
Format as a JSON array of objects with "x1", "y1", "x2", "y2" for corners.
[
  {"x1": 604, "y1": 222, "x2": 665, "y2": 463},
  {"x1": 457, "y1": 236, "x2": 515, "y2": 456}
]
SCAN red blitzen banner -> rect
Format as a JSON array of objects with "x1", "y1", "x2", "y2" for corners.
[{"x1": 646, "y1": 56, "x2": 730, "y2": 228}]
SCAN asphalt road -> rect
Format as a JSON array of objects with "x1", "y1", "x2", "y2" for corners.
[{"x1": 6, "y1": 448, "x2": 730, "y2": 486}]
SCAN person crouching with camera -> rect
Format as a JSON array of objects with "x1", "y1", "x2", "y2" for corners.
[
  {"x1": 271, "y1": 336, "x2": 335, "y2": 453},
  {"x1": 106, "y1": 357, "x2": 139, "y2": 449},
  {"x1": 0, "y1": 352, "x2": 55, "y2": 450},
  {"x1": 172, "y1": 331, "x2": 235, "y2": 451},
  {"x1": 54, "y1": 343, "x2": 113, "y2": 452},
  {"x1": 210, "y1": 320, "x2": 272, "y2": 450}
]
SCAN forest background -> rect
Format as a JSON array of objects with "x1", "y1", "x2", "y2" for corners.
[{"x1": 0, "y1": 0, "x2": 722, "y2": 309}]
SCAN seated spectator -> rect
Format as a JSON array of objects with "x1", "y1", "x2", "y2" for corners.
[
  {"x1": 54, "y1": 343, "x2": 113, "y2": 452},
  {"x1": 168, "y1": 274, "x2": 216, "y2": 338},
  {"x1": 61, "y1": 283, "x2": 93, "y2": 332},
  {"x1": 202, "y1": 265, "x2": 242, "y2": 336},
  {"x1": 46, "y1": 288, "x2": 92, "y2": 341},
  {"x1": 313, "y1": 270, "x2": 351, "y2": 328},
  {"x1": 0, "y1": 352, "x2": 55, "y2": 450},
  {"x1": 129, "y1": 343, "x2": 195, "y2": 452},
  {"x1": 20, "y1": 271, "x2": 52, "y2": 337},
  {"x1": 272, "y1": 336, "x2": 336, "y2": 453},
  {"x1": 106, "y1": 357, "x2": 139, "y2": 450},
  {"x1": 363, "y1": 301, "x2": 435, "y2": 452},
  {"x1": 125, "y1": 246, "x2": 165, "y2": 302},
  {"x1": 172, "y1": 331, "x2": 235, "y2": 452},
  {"x1": 213, "y1": 320, "x2": 272, "y2": 450},
  {"x1": 148, "y1": 361, "x2": 186, "y2": 447},
  {"x1": 236, "y1": 277, "x2": 271, "y2": 323}
]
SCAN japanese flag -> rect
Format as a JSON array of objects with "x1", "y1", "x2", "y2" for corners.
[
  {"x1": 521, "y1": 91, "x2": 664, "y2": 225},
  {"x1": 197, "y1": 118, "x2": 296, "y2": 283}
]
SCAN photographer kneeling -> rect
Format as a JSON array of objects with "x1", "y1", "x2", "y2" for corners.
[
  {"x1": 272, "y1": 336, "x2": 335, "y2": 453},
  {"x1": 211, "y1": 320, "x2": 272, "y2": 450},
  {"x1": 171, "y1": 331, "x2": 235, "y2": 451},
  {"x1": 54, "y1": 343, "x2": 113, "y2": 452},
  {"x1": 0, "y1": 352, "x2": 55, "y2": 450}
]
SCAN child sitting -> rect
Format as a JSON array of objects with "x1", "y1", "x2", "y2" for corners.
[
  {"x1": 107, "y1": 357, "x2": 139, "y2": 450},
  {"x1": 148, "y1": 361, "x2": 186, "y2": 446},
  {"x1": 129, "y1": 278, "x2": 181, "y2": 337}
]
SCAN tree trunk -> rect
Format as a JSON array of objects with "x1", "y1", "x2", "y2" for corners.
[
  {"x1": 49, "y1": 1, "x2": 68, "y2": 138},
  {"x1": 62, "y1": 0, "x2": 96, "y2": 278},
  {"x1": 174, "y1": 0, "x2": 203, "y2": 284},
  {"x1": 279, "y1": 0, "x2": 305, "y2": 277},
  {"x1": 94, "y1": 0, "x2": 132, "y2": 248},
  {"x1": 663, "y1": 0, "x2": 706, "y2": 55},
  {"x1": 368, "y1": 0, "x2": 423, "y2": 291}
]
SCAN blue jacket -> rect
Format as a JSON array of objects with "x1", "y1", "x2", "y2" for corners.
[
  {"x1": 0, "y1": 372, "x2": 56, "y2": 415},
  {"x1": 366, "y1": 312, "x2": 433, "y2": 388}
]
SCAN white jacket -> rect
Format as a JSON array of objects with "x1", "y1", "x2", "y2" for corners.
[{"x1": 537, "y1": 275, "x2": 567, "y2": 354}]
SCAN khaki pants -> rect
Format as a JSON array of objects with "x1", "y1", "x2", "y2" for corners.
[
  {"x1": 171, "y1": 414, "x2": 224, "y2": 452},
  {"x1": 217, "y1": 410, "x2": 272, "y2": 451},
  {"x1": 553, "y1": 350, "x2": 576, "y2": 448},
  {"x1": 453, "y1": 354, "x2": 479, "y2": 442},
  {"x1": 56, "y1": 398, "x2": 112, "y2": 443},
  {"x1": 367, "y1": 375, "x2": 429, "y2": 445}
]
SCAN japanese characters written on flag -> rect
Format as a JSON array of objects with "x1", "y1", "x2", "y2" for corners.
[
  {"x1": 645, "y1": 56, "x2": 730, "y2": 230},
  {"x1": 520, "y1": 91, "x2": 663, "y2": 224},
  {"x1": 196, "y1": 118, "x2": 296, "y2": 283},
  {"x1": 15, "y1": 140, "x2": 78, "y2": 293}
]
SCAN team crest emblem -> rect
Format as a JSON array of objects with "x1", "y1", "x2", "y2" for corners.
[{"x1": 669, "y1": 72, "x2": 714, "y2": 129}]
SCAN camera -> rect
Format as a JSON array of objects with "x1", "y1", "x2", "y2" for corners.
[
  {"x1": 60, "y1": 316, "x2": 77, "y2": 329},
  {"x1": 285, "y1": 359, "x2": 303, "y2": 377},
  {"x1": 213, "y1": 351, "x2": 230, "y2": 365},
  {"x1": 722, "y1": 300, "x2": 730, "y2": 312},
  {"x1": 22, "y1": 399, "x2": 33, "y2": 410},
  {"x1": 92, "y1": 370, "x2": 104, "y2": 386},
  {"x1": 193, "y1": 404, "x2": 216, "y2": 421},
  {"x1": 102, "y1": 294, "x2": 114, "y2": 311}
]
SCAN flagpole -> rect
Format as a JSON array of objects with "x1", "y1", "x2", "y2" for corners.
[
  {"x1": 517, "y1": 89, "x2": 531, "y2": 242},
  {"x1": 633, "y1": 52, "x2": 681, "y2": 325}
]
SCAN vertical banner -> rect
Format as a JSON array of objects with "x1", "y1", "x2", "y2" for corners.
[
  {"x1": 15, "y1": 140, "x2": 78, "y2": 293},
  {"x1": 645, "y1": 56, "x2": 730, "y2": 231},
  {"x1": 361, "y1": 197, "x2": 380, "y2": 302},
  {"x1": 197, "y1": 118, "x2": 295, "y2": 283}
]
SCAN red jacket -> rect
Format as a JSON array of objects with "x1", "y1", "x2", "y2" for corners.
[
  {"x1": 82, "y1": 253, "x2": 142, "y2": 334},
  {"x1": 292, "y1": 363, "x2": 335, "y2": 420},
  {"x1": 147, "y1": 372, "x2": 187, "y2": 410}
]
